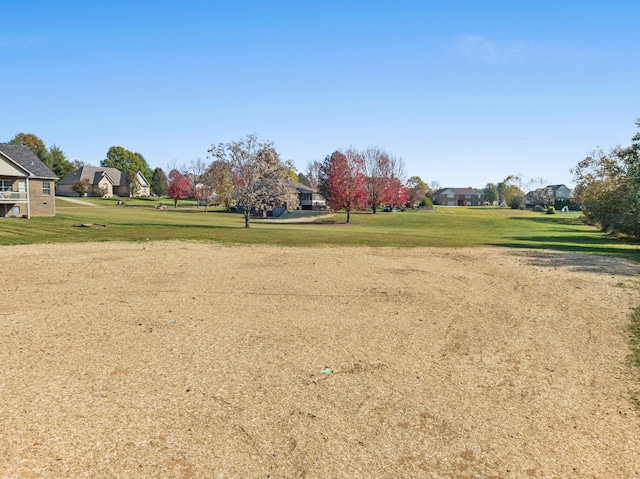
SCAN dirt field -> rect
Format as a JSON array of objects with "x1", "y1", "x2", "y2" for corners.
[{"x1": 1, "y1": 242, "x2": 639, "y2": 478}]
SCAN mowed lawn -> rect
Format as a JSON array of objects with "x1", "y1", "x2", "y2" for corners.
[{"x1": 0, "y1": 201, "x2": 638, "y2": 259}]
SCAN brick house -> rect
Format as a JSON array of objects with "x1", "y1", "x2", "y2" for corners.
[
  {"x1": 57, "y1": 166, "x2": 151, "y2": 197},
  {"x1": 525, "y1": 184, "x2": 572, "y2": 207},
  {"x1": 432, "y1": 187, "x2": 484, "y2": 206},
  {"x1": 0, "y1": 144, "x2": 57, "y2": 218}
]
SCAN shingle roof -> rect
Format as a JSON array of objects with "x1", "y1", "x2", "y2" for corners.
[
  {"x1": 292, "y1": 181, "x2": 319, "y2": 194},
  {"x1": 0, "y1": 143, "x2": 57, "y2": 179},
  {"x1": 58, "y1": 166, "x2": 126, "y2": 186},
  {"x1": 441, "y1": 187, "x2": 480, "y2": 195}
]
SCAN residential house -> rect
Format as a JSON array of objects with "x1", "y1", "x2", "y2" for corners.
[
  {"x1": 0, "y1": 144, "x2": 57, "y2": 218},
  {"x1": 525, "y1": 184, "x2": 571, "y2": 207},
  {"x1": 57, "y1": 166, "x2": 150, "y2": 197},
  {"x1": 294, "y1": 182, "x2": 326, "y2": 210},
  {"x1": 432, "y1": 187, "x2": 484, "y2": 206}
]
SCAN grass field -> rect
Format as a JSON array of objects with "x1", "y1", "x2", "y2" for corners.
[{"x1": 1, "y1": 200, "x2": 637, "y2": 259}]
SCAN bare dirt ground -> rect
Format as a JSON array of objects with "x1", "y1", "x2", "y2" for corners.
[{"x1": 1, "y1": 242, "x2": 640, "y2": 478}]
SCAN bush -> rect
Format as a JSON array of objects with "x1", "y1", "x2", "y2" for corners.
[
  {"x1": 555, "y1": 198, "x2": 581, "y2": 211},
  {"x1": 533, "y1": 205, "x2": 545, "y2": 212},
  {"x1": 420, "y1": 197, "x2": 433, "y2": 207},
  {"x1": 546, "y1": 206, "x2": 556, "y2": 214},
  {"x1": 90, "y1": 185, "x2": 106, "y2": 197},
  {"x1": 510, "y1": 196, "x2": 525, "y2": 210}
]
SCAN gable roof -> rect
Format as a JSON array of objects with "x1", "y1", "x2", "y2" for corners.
[
  {"x1": 0, "y1": 143, "x2": 57, "y2": 179},
  {"x1": 58, "y1": 166, "x2": 149, "y2": 187}
]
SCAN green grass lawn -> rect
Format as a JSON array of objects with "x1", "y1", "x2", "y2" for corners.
[{"x1": 2, "y1": 203, "x2": 638, "y2": 260}]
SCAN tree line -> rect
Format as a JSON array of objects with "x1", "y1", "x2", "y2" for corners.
[
  {"x1": 572, "y1": 119, "x2": 640, "y2": 239},
  {"x1": 7, "y1": 133, "x2": 82, "y2": 179},
  {"x1": 7, "y1": 132, "x2": 432, "y2": 227},
  {"x1": 162, "y1": 136, "x2": 429, "y2": 226}
]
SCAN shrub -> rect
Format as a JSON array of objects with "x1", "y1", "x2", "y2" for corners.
[
  {"x1": 533, "y1": 205, "x2": 545, "y2": 212},
  {"x1": 420, "y1": 197, "x2": 433, "y2": 207},
  {"x1": 510, "y1": 195, "x2": 525, "y2": 210},
  {"x1": 546, "y1": 206, "x2": 556, "y2": 214},
  {"x1": 90, "y1": 185, "x2": 106, "y2": 197}
]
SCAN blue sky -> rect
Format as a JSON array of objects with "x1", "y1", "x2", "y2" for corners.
[{"x1": 2, "y1": 1, "x2": 639, "y2": 188}]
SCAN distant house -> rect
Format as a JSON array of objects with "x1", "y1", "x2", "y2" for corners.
[
  {"x1": 57, "y1": 166, "x2": 150, "y2": 197},
  {"x1": 294, "y1": 182, "x2": 326, "y2": 210},
  {"x1": 0, "y1": 143, "x2": 57, "y2": 218},
  {"x1": 432, "y1": 187, "x2": 483, "y2": 206},
  {"x1": 525, "y1": 184, "x2": 571, "y2": 207}
]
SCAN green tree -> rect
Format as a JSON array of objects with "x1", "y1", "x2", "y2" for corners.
[
  {"x1": 407, "y1": 176, "x2": 428, "y2": 206},
  {"x1": 125, "y1": 170, "x2": 140, "y2": 197},
  {"x1": 9, "y1": 133, "x2": 48, "y2": 163},
  {"x1": 47, "y1": 144, "x2": 74, "y2": 178},
  {"x1": 482, "y1": 183, "x2": 499, "y2": 205},
  {"x1": 572, "y1": 123, "x2": 640, "y2": 238},
  {"x1": 102, "y1": 146, "x2": 153, "y2": 182},
  {"x1": 205, "y1": 159, "x2": 235, "y2": 209},
  {"x1": 297, "y1": 172, "x2": 310, "y2": 186},
  {"x1": 498, "y1": 175, "x2": 525, "y2": 208},
  {"x1": 151, "y1": 167, "x2": 168, "y2": 196}
]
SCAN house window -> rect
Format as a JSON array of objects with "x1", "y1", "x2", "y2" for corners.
[
  {"x1": 0, "y1": 180, "x2": 12, "y2": 191},
  {"x1": 18, "y1": 180, "x2": 26, "y2": 192},
  {"x1": 42, "y1": 182, "x2": 51, "y2": 196}
]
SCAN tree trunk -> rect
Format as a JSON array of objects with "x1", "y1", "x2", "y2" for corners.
[
  {"x1": 372, "y1": 204, "x2": 377, "y2": 213},
  {"x1": 244, "y1": 211, "x2": 250, "y2": 227},
  {"x1": 347, "y1": 210, "x2": 351, "y2": 223},
  {"x1": 174, "y1": 199, "x2": 178, "y2": 208}
]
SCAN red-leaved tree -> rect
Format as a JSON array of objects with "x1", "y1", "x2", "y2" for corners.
[
  {"x1": 167, "y1": 169, "x2": 193, "y2": 207},
  {"x1": 319, "y1": 150, "x2": 367, "y2": 223},
  {"x1": 384, "y1": 176, "x2": 410, "y2": 207}
]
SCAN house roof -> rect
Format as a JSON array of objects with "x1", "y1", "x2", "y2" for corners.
[
  {"x1": 548, "y1": 184, "x2": 570, "y2": 194},
  {"x1": 293, "y1": 181, "x2": 319, "y2": 194},
  {"x1": 526, "y1": 185, "x2": 571, "y2": 196},
  {"x1": 436, "y1": 187, "x2": 480, "y2": 195},
  {"x1": 58, "y1": 166, "x2": 150, "y2": 187},
  {"x1": 0, "y1": 143, "x2": 57, "y2": 179}
]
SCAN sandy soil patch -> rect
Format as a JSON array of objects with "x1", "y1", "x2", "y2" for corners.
[{"x1": 1, "y1": 242, "x2": 639, "y2": 478}]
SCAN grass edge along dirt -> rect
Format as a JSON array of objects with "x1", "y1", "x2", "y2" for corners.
[{"x1": 0, "y1": 205, "x2": 638, "y2": 261}]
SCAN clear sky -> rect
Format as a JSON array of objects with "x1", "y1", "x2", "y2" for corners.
[{"x1": 2, "y1": 1, "x2": 639, "y2": 188}]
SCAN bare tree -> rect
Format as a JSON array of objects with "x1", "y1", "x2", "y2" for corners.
[
  {"x1": 305, "y1": 160, "x2": 323, "y2": 189},
  {"x1": 187, "y1": 158, "x2": 211, "y2": 210}
]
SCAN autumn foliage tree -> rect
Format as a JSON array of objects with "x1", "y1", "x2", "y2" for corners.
[
  {"x1": 71, "y1": 178, "x2": 90, "y2": 196},
  {"x1": 384, "y1": 176, "x2": 410, "y2": 207},
  {"x1": 359, "y1": 147, "x2": 408, "y2": 212},
  {"x1": 205, "y1": 159, "x2": 235, "y2": 209},
  {"x1": 208, "y1": 134, "x2": 297, "y2": 227},
  {"x1": 167, "y1": 169, "x2": 193, "y2": 207},
  {"x1": 319, "y1": 150, "x2": 367, "y2": 223}
]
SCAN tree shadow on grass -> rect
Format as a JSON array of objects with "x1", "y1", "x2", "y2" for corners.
[{"x1": 498, "y1": 245, "x2": 640, "y2": 277}]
